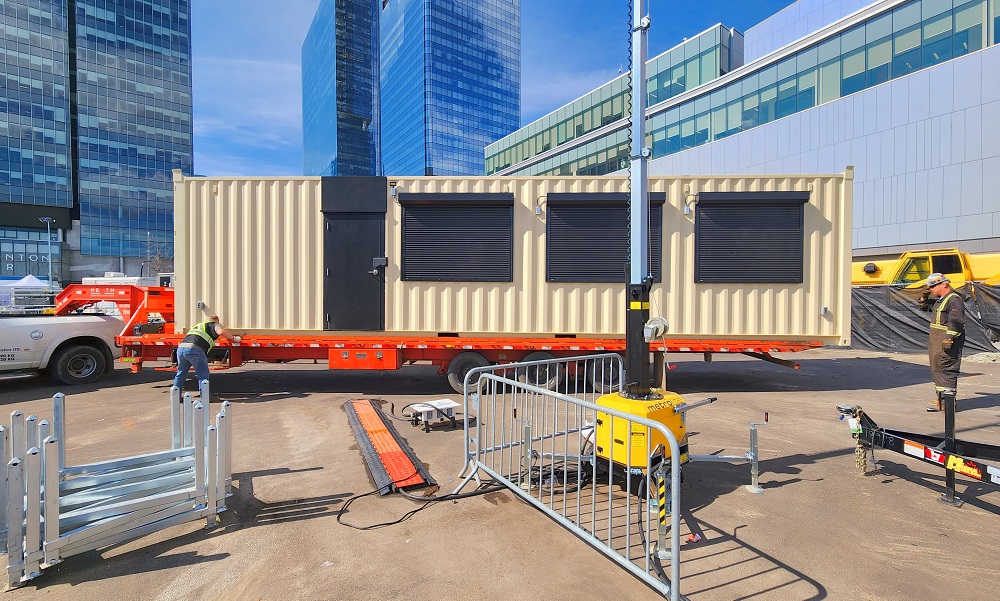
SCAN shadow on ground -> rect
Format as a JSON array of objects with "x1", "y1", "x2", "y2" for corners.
[{"x1": 25, "y1": 465, "x2": 350, "y2": 590}]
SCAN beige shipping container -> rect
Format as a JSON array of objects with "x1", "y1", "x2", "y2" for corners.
[{"x1": 173, "y1": 169, "x2": 852, "y2": 347}]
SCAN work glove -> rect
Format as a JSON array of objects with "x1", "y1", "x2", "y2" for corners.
[
  {"x1": 917, "y1": 288, "x2": 934, "y2": 311},
  {"x1": 942, "y1": 338, "x2": 954, "y2": 351}
]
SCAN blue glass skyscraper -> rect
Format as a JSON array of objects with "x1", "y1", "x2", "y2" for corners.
[
  {"x1": 302, "y1": 0, "x2": 381, "y2": 176},
  {"x1": 0, "y1": 0, "x2": 192, "y2": 283},
  {"x1": 380, "y1": 0, "x2": 520, "y2": 176}
]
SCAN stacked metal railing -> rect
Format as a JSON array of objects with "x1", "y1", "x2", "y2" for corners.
[
  {"x1": 1, "y1": 383, "x2": 232, "y2": 588},
  {"x1": 453, "y1": 353, "x2": 684, "y2": 601}
]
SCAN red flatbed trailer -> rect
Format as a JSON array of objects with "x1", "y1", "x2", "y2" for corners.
[{"x1": 56, "y1": 285, "x2": 821, "y2": 392}]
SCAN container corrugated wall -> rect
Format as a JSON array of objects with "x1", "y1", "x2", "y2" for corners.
[
  {"x1": 384, "y1": 173, "x2": 852, "y2": 345},
  {"x1": 173, "y1": 172, "x2": 324, "y2": 331},
  {"x1": 174, "y1": 170, "x2": 851, "y2": 346}
]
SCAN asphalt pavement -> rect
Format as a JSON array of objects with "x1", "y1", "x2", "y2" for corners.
[{"x1": 1, "y1": 347, "x2": 998, "y2": 600}]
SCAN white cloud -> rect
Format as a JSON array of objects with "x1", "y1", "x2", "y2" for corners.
[
  {"x1": 192, "y1": 56, "x2": 304, "y2": 175},
  {"x1": 190, "y1": 1, "x2": 320, "y2": 176}
]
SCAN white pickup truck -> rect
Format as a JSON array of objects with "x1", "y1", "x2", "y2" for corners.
[{"x1": 0, "y1": 315, "x2": 123, "y2": 385}]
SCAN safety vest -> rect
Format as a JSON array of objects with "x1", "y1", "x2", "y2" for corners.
[
  {"x1": 183, "y1": 321, "x2": 219, "y2": 352},
  {"x1": 931, "y1": 292, "x2": 961, "y2": 338}
]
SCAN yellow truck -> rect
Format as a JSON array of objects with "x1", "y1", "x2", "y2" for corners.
[{"x1": 852, "y1": 249, "x2": 1000, "y2": 287}]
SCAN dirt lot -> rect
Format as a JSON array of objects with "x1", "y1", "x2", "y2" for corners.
[{"x1": 1, "y1": 347, "x2": 998, "y2": 600}]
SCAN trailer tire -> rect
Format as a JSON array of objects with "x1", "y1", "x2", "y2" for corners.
[
  {"x1": 587, "y1": 354, "x2": 623, "y2": 394},
  {"x1": 49, "y1": 344, "x2": 107, "y2": 385},
  {"x1": 447, "y1": 352, "x2": 490, "y2": 394},
  {"x1": 518, "y1": 351, "x2": 564, "y2": 390}
]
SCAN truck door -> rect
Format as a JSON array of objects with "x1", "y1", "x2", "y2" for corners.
[
  {"x1": 321, "y1": 177, "x2": 387, "y2": 331},
  {"x1": 0, "y1": 317, "x2": 44, "y2": 371}
]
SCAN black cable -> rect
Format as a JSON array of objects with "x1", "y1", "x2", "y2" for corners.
[{"x1": 337, "y1": 466, "x2": 505, "y2": 530}]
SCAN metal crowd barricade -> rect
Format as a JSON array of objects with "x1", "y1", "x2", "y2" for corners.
[
  {"x1": 453, "y1": 353, "x2": 684, "y2": 601},
  {"x1": 1, "y1": 387, "x2": 233, "y2": 589}
]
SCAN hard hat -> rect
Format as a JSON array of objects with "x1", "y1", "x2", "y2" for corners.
[{"x1": 926, "y1": 273, "x2": 950, "y2": 287}]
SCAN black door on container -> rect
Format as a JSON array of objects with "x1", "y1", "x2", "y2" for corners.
[{"x1": 324, "y1": 213, "x2": 385, "y2": 330}]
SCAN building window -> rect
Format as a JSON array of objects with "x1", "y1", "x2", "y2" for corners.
[
  {"x1": 546, "y1": 193, "x2": 664, "y2": 283},
  {"x1": 399, "y1": 193, "x2": 514, "y2": 281},
  {"x1": 694, "y1": 192, "x2": 807, "y2": 284}
]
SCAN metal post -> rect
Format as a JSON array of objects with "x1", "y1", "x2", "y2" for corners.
[
  {"x1": 655, "y1": 468, "x2": 670, "y2": 560},
  {"x1": 42, "y1": 437, "x2": 60, "y2": 565},
  {"x1": 6, "y1": 458, "x2": 24, "y2": 588},
  {"x1": 37, "y1": 421, "x2": 49, "y2": 483},
  {"x1": 220, "y1": 401, "x2": 232, "y2": 494},
  {"x1": 53, "y1": 393, "x2": 65, "y2": 472},
  {"x1": 199, "y1": 378, "x2": 211, "y2": 405},
  {"x1": 0, "y1": 425, "x2": 7, "y2": 548},
  {"x1": 183, "y1": 392, "x2": 194, "y2": 448},
  {"x1": 940, "y1": 393, "x2": 962, "y2": 506},
  {"x1": 11, "y1": 410, "x2": 25, "y2": 461},
  {"x1": 23, "y1": 448, "x2": 41, "y2": 580},
  {"x1": 625, "y1": 0, "x2": 652, "y2": 399},
  {"x1": 194, "y1": 402, "x2": 205, "y2": 496},
  {"x1": 522, "y1": 423, "x2": 532, "y2": 487},
  {"x1": 170, "y1": 386, "x2": 182, "y2": 450},
  {"x1": 25, "y1": 415, "x2": 37, "y2": 452},
  {"x1": 206, "y1": 425, "x2": 218, "y2": 528}
]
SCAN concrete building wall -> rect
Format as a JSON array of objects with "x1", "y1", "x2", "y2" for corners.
[
  {"x1": 745, "y1": 0, "x2": 878, "y2": 61},
  {"x1": 649, "y1": 43, "x2": 1000, "y2": 257}
]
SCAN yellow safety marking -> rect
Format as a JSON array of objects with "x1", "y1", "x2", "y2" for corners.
[{"x1": 629, "y1": 301, "x2": 650, "y2": 310}]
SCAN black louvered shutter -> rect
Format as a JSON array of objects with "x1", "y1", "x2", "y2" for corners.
[
  {"x1": 694, "y1": 192, "x2": 807, "y2": 283},
  {"x1": 547, "y1": 195, "x2": 662, "y2": 283},
  {"x1": 402, "y1": 203, "x2": 513, "y2": 282}
]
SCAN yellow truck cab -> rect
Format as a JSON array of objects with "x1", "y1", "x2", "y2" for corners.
[{"x1": 852, "y1": 249, "x2": 1000, "y2": 288}]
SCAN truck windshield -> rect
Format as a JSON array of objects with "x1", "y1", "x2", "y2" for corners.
[{"x1": 894, "y1": 257, "x2": 930, "y2": 284}]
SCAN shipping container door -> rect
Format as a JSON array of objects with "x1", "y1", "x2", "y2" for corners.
[{"x1": 321, "y1": 177, "x2": 388, "y2": 331}]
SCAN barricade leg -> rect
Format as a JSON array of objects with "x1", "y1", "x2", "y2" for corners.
[
  {"x1": 23, "y1": 448, "x2": 41, "y2": 580},
  {"x1": 0, "y1": 425, "x2": 8, "y2": 548},
  {"x1": 52, "y1": 394, "x2": 65, "y2": 472},
  {"x1": 170, "y1": 386, "x2": 182, "y2": 450},
  {"x1": 183, "y1": 393, "x2": 194, "y2": 448},
  {"x1": 42, "y1": 437, "x2": 61, "y2": 566},
  {"x1": 6, "y1": 458, "x2": 24, "y2": 589},
  {"x1": 206, "y1": 426, "x2": 218, "y2": 528}
]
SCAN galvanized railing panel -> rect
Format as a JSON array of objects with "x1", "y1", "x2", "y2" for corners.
[
  {"x1": 455, "y1": 353, "x2": 684, "y2": 601},
  {"x1": 2, "y1": 392, "x2": 233, "y2": 588}
]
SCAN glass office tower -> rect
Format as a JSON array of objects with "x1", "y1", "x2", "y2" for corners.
[
  {"x1": 380, "y1": 0, "x2": 520, "y2": 176},
  {"x1": 74, "y1": 0, "x2": 192, "y2": 258},
  {"x1": 0, "y1": 0, "x2": 72, "y2": 280},
  {"x1": 0, "y1": 0, "x2": 192, "y2": 283},
  {"x1": 303, "y1": 0, "x2": 381, "y2": 176}
]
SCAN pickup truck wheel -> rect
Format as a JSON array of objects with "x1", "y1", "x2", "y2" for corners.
[{"x1": 49, "y1": 345, "x2": 107, "y2": 385}]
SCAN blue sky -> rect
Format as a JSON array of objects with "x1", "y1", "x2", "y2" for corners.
[{"x1": 191, "y1": 0, "x2": 795, "y2": 176}]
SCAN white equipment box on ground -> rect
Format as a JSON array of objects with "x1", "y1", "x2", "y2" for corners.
[{"x1": 409, "y1": 399, "x2": 460, "y2": 432}]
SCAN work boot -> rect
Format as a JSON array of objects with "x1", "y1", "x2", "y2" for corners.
[{"x1": 926, "y1": 394, "x2": 942, "y2": 412}]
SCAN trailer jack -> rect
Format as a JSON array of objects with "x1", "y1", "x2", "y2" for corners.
[{"x1": 837, "y1": 405, "x2": 1000, "y2": 506}]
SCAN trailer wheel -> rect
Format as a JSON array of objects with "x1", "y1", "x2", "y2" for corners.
[
  {"x1": 447, "y1": 351, "x2": 490, "y2": 394},
  {"x1": 49, "y1": 344, "x2": 107, "y2": 385},
  {"x1": 518, "y1": 351, "x2": 564, "y2": 391},
  {"x1": 587, "y1": 354, "x2": 623, "y2": 394}
]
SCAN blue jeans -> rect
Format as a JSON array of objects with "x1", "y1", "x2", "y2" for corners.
[{"x1": 173, "y1": 346, "x2": 210, "y2": 390}]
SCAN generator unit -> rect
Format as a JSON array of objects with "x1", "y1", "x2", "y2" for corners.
[{"x1": 595, "y1": 390, "x2": 688, "y2": 469}]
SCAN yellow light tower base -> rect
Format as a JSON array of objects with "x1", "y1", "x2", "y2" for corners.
[{"x1": 595, "y1": 389, "x2": 689, "y2": 469}]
